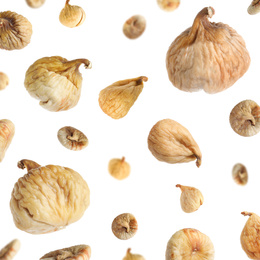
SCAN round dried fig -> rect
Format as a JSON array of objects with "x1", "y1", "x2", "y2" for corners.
[
  {"x1": 26, "y1": 0, "x2": 45, "y2": 8},
  {"x1": 166, "y1": 7, "x2": 250, "y2": 93},
  {"x1": 248, "y1": 0, "x2": 260, "y2": 15},
  {"x1": 10, "y1": 159, "x2": 90, "y2": 234},
  {"x1": 0, "y1": 11, "x2": 32, "y2": 50},
  {"x1": 123, "y1": 15, "x2": 146, "y2": 39},
  {"x1": 232, "y1": 163, "x2": 248, "y2": 185},
  {"x1": 157, "y1": 0, "x2": 180, "y2": 12},
  {"x1": 108, "y1": 157, "x2": 130, "y2": 180},
  {"x1": 0, "y1": 72, "x2": 9, "y2": 90},
  {"x1": 123, "y1": 248, "x2": 145, "y2": 260}
]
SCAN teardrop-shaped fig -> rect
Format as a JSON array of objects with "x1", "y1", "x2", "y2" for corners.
[
  {"x1": 0, "y1": 72, "x2": 9, "y2": 90},
  {"x1": 157, "y1": 0, "x2": 180, "y2": 12},
  {"x1": 123, "y1": 248, "x2": 145, "y2": 260},
  {"x1": 166, "y1": 7, "x2": 250, "y2": 94},
  {"x1": 108, "y1": 157, "x2": 130, "y2": 180},
  {"x1": 24, "y1": 56, "x2": 92, "y2": 112},
  {"x1": 26, "y1": 0, "x2": 45, "y2": 8},
  {"x1": 248, "y1": 0, "x2": 260, "y2": 15}
]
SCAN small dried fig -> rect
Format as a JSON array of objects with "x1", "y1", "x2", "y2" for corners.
[
  {"x1": 148, "y1": 119, "x2": 202, "y2": 167},
  {"x1": 112, "y1": 213, "x2": 138, "y2": 240},
  {"x1": 0, "y1": 11, "x2": 32, "y2": 50},
  {"x1": 166, "y1": 228, "x2": 215, "y2": 260},
  {"x1": 99, "y1": 76, "x2": 148, "y2": 119},
  {"x1": 0, "y1": 239, "x2": 20, "y2": 260},
  {"x1": 241, "y1": 212, "x2": 260, "y2": 259},
  {"x1": 0, "y1": 72, "x2": 9, "y2": 90},
  {"x1": 248, "y1": 0, "x2": 260, "y2": 15},
  {"x1": 176, "y1": 184, "x2": 204, "y2": 213},
  {"x1": 123, "y1": 15, "x2": 146, "y2": 39},
  {"x1": 26, "y1": 0, "x2": 45, "y2": 8},
  {"x1": 24, "y1": 56, "x2": 92, "y2": 112},
  {"x1": 108, "y1": 157, "x2": 130, "y2": 180},
  {"x1": 157, "y1": 0, "x2": 180, "y2": 12},
  {"x1": 232, "y1": 163, "x2": 248, "y2": 185},
  {"x1": 166, "y1": 7, "x2": 250, "y2": 93},
  {"x1": 59, "y1": 0, "x2": 86, "y2": 28},
  {"x1": 123, "y1": 248, "x2": 145, "y2": 260}
]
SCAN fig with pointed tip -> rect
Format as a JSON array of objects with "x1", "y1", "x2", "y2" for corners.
[
  {"x1": 123, "y1": 248, "x2": 145, "y2": 260},
  {"x1": 123, "y1": 15, "x2": 146, "y2": 39},
  {"x1": 26, "y1": 0, "x2": 45, "y2": 8},
  {"x1": 0, "y1": 239, "x2": 20, "y2": 260},
  {"x1": 108, "y1": 157, "x2": 130, "y2": 180},
  {"x1": 166, "y1": 7, "x2": 250, "y2": 94},
  {"x1": 24, "y1": 56, "x2": 92, "y2": 112},
  {"x1": 0, "y1": 72, "x2": 9, "y2": 90},
  {"x1": 248, "y1": 0, "x2": 260, "y2": 15},
  {"x1": 157, "y1": 0, "x2": 180, "y2": 12}
]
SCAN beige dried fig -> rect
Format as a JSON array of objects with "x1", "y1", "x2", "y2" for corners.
[
  {"x1": 248, "y1": 0, "x2": 260, "y2": 15},
  {"x1": 176, "y1": 184, "x2": 204, "y2": 213},
  {"x1": 0, "y1": 72, "x2": 9, "y2": 90},
  {"x1": 40, "y1": 244, "x2": 91, "y2": 260},
  {"x1": 108, "y1": 157, "x2": 130, "y2": 180},
  {"x1": 24, "y1": 56, "x2": 92, "y2": 112},
  {"x1": 10, "y1": 159, "x2": 90, "y2": 234},
  {"x1": 99, "y1": 76, "x2": 148, "y2": 119},
  {"x1": 157, "y1": 0, "x2": 180, "y2": 12},
  {"x1": 241, "y1": 212, "x2": 260, "y2": 259},
  {"x1": 148, "y1": 119, "x2": 202, "y2": 167},
  {"x1": 59, "y1": 0, "x2": 86, "y2": 28},
  {"x1": 0, "y1": 11, "x2": 32, "y2": 50},
  {"x1": 26, "y1": 0, "x2": 45, "y2": 8},
  {"x1": 123, "y1": 248, "x2": 145, "y2": 260},
  {"x1": 0, "y1": 119, "x2": 15, "y2": 162},
  {"x1": 166, "y1": 228, "x2": 214, "y2": 260},
  {"x1": 123, "y1": 15, "x2": 146, "y2": 39},
  {"x1": 166, "y1": 7, "x2": 250, "y2": 94},
  {"x1": 0, "y1": 239, "x2": 20, "y2": 260},
  {"x1": 232, "y1": 163, "x2": 248, "y2": 185}
]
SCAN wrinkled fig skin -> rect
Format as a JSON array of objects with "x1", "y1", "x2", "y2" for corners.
[
  {"x1": 108, "y1": 157, "x2": 131, "y2": 180},
  {"x1": 99, "y1": 76, "x2": 148, "y2": 119},
  {"x1": 123, "y1": 248, "x2": 145, "y2": 260},
  {"x1": 241, "y1": 212, "x2": 260, "y2": 259},
  {"x1": 24, "y1": 56, "x2": 92, "y2": 112},
  {"x1": 123, "y1": 15, "x2": 146, "y2": 39},
  {"x1": 166, "y1": 7, "x2": 250, "y2": 94},
  {"x1": 248, "y1": 0, "x2": 260, "y2": 14},
  {"x1": 40, "y1": 244, "x2": 91, "y2": 260},
  {"x1": 148, "y1": 119, "x2": 202, "y2": 167},
  {"x1": 0, "y1": 239, "x2": 20, "y2": 260},
  {"x1": 26, "y1": 0, "x2": 45, "y2": 8},
  {"x1": 0, "y1": 11, "x2": 32, "y2": 50},
  {"x1": 232, "y1": 163, "x2": 248, "y2": 185},
  {"x1": 0, "y1": 72, "x2": 9, "y2": 90},
  {"x1": 10, "y1": 159, "x2": 90, "y2": 234},
  {"x1": 166, "y1": 228, "x2": 215, "y2": 260},
  {"x1": 157, "y1": 0, "x2": 180, "y2": 12},
  {"x1": 229, "y1": 100, "x2": 260, "y2": 137}
]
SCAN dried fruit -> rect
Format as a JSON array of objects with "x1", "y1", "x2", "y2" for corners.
[
  {"x1": 248, "y1": 0, "x2": 260, "y2": 15},
  {"x1": 10, "y1": 159, "x2": 90, "y2": 234},
  {"x1": 26, "y1": 0, "x2": 45, "y2": 8},
  {"x1": 108, "y1": 157, "x2": 130, "y2": 180},
  {"x1": 0, "y1": 11, "x2": 32, "y2": 50},
  {"x1": 241, "y1": 212, "x2": 260, "y2": 259},
  {"x1": 123, "y1": 248, "x2": 145, "y2": 260},
  {"x1": 123, "y1": 15, "x2": 146, "y2": 39},
  {"x1": 99, "y1": 76, "x2": 148, "y2": 119},
  {"x1": 58, "y1": 126, "x2": 88, "y2": 151},
  {"x1": 0, "y1": 239, "x2": 20, "y2": 260},
  {"x1": 112, "y1": 213, "x2": 138, "y2": 240},
  {"x1": 166, "y1": 7, "x2": 250, "y2": 94},
  {"x1": 59, "y1": 0, "x2": 86, "y2": 28},
  {"x1": 148, "y1": 119, "x2": 202, "y2": 167},
  {"x1": 0, "y1": 119, "x2": 15, "y2": 162},
  {"x1": 176, "y1": 184, "x2": 204, "y2": 213},
  {"x1": 0, "y1": 72, "x2": 9, "y2": 90},
  {"x1": 232, "y1": 163, "x2": 248, "y2": 185},
  {"x1": 166, "y1": 228, "x2": 214, "y2": 260},
  {"x1": 40, "y1": 244, "x2": 91, "y2": 260},
  {"x1": 229, "y1": 100, "x2": 260, "y2": 137},
  {"x1": 157, "y1": 0, "x2": 180, "y2": 12},
  {"x1": 24, "y1": 56, "x2": 92, "y2": 112}
]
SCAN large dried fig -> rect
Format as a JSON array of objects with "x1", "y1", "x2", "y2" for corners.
[
  {"x1": 0, "y1": 11, "x2": 32, "y2": 50},
  {"x1": 26, "y1": 0, "x2": 45, "y2": 8},
  {"x1": 148, "y1": 119, "x2": 202, "y2": 167},
  {"x1": 10, "y1": 159, "x2": 90, "y2": 234},
  {"x1": 166, "y1": 7, "x2": 250, "y2": 94},
  {"x1": 24, "y1": 56, "x2": 92, "y2": 112},
  {"x1": 248, "y1": 0, "x2": 260, "y2": 15}
]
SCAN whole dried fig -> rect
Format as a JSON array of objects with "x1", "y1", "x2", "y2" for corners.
[
  {"x1": 0, "y1": 11, "x2": 32, "y2": 50},
  {"x1": 26, "y1": 0, "x2": 45, "y2": 8},
  {"x1": 0, "y1": 72, "x2": 9, "y2": 90},
  {"x1": 157, "y1": 0, "x2": 180, "y2": 12},
  {"x1": 123, "y1": 15, "x2": 146, "y2": 39},
  {"x1": 10, "y1": 159, "x2": 90, "y2": 234},
  {"x1": 232, "y1": 163, "x2": 248, "y2": 185},
  {"x1": 0, "y1": 239, "x2": 20, "y2": 260},
  {"x1": 108, "y1": 157, "x2": 130, "y2": 180},
  {"x1": 123, "y1": 248, "x2": 145, "y2": 260},
  {"x1": 148, "y1": 119, "x2": 202, "y2": 167},
  {"x1": 166, "y1": 7, "x2": 250, "y2": 94},
  {"x1": 248, "y1": 0, "x2": 260, "y2": 15},
  {"x1": 24, "y1": 56, "x2": 92, "y2": 112}
]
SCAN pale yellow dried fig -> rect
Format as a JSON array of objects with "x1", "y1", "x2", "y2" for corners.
[
  {"x1": 108, "y1": 157, "x2": 130, "y2": 180},
  {"x1": 26, "y1": 0, "x2": 45, "y2": 8},
  {"x1": 229, "y1": 100, "x2": 260, "y2": 137},
  {"x1": 148, "y1": 119, "x2": 202, "y2": 167},
  {"x1": 241, "y1": 212, "x2": 260, "y2": 259},
  {"x1": 232, "y1": 163, "x2": 248, "y2": 185},
  {"x1": 24, "y1": 56, "x2": 92, "y2": 112},
  {"x1": 10, "y1": 159, "x2": 90, "y2": 234},
  {"x1": 99, "y1": 76, "x2": 148, "y2": 119},
  {"x1": 123, "y1": 15, "x2": 146, "y2": 39},
  {"x1": 248, "y1": 0, "x2": 260, "y2": 15},
  {"x1": 123, "y1": 248, "x2": 145, "y2": 260},
  {"x1": 0, "y1": 11, "x2": 32, "y2": 50},
  {"x1": 0, "y1": 72, "x2": 9, "y2": 91},
  {"x1": 166, "y1": 7, "x2": 250, "y2": 94},
  {"x1": 59, "y1": 0, "x2": 86, "y2": 28},
  {"x1": 166, "y1": 228, "x2": 215, "y2": 260},
  {"x1": 157, "y1": 0, "x2": 180, "y2": 12},
  {"x1": 0, "y1": 239, "x2": 20, "y2": 260}
]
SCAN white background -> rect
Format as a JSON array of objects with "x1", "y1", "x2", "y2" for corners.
[{"x1": 0, "y1": 0, "x2": 259, "y2": 259}]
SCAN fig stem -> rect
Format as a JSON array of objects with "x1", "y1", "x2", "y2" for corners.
[
  {"x1": 17, "y1": 160, "x2": 41, "y2": 171},
  {"x1": 121, "y1": 157, "x2": 125, "y2": 163},
  {"x1": 65, "y1": 0, "x2": 70, "y2": 5},
  {"x1": 241, "y1": 211, "x2": 253, "y2": 217},
  {"x1": 126, "y1": 248, "x2": 131, "y2": 255},
  {"x1": 63, "y1": 59, "x2": 92, "y2": 70},
  {"x1": 136, "y1": 76, "x2": 148, "y2": 85}
]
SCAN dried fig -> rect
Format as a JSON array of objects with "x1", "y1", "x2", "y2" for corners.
[
  {"x1": 0, "y1": 72, "x2": 9, "y2": 90},
  {"x1": 26, "y1": 0, "x2": 45, "y2": 8},
  {"x1": 232, "y1": 163, "x2": 248, "y2": 185},
  {"x1": 157, "y1": 0, "x2": 180, "y2": 12},
  {"x1": 229, "y1": 100, "x2": 260, "y2": 137},
  {"x1": 10, "y1": 159, "x2": 90, "y2": 234},
  {"x1": 123, "y1": 248, "x2": 145, "y2": 260},
  {"x1": 123, "y1": 15, "x2": 146, "y2": 39},
  {"x1": 0, "y1": 239, "x2": 20, "y2": 260},
  {"x1": 166, "y1": 228, "x2": 215, "y2": 260},
  {"x1": 148, "y1": 119, "x2": 202, "y2": 167},
  {"x1": 108, "y1": 157, "x2": 130, "y2": 180},
  {"x1": 248, "y1": 0, "x2": 260, "y2": 15},
  {"x1": 99, "y1": 76, "x2": 148, "y2": 119},
  {"x1": 0, "y1": 11, "x2": 32, "y2": 50},
  {"x1": 24, "y1": 56, "x2": 92, "y2": 112},
  {"x1": 166, "y1": 7, "x2": 250, "y2": 94}
]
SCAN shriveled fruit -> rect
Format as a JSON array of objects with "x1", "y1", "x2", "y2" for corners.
[
  {"x1": 157, "y1": 0, "x2": 180, "y2": 12},
  {"x1": 123, "y1": 248, "x2": 145, "y2": 260},
  {"x1": 123, "y1": 15, "x2": 146, "y2": 39},
  {"x1": 0, "y1": 239, "x2": 20, "y2": 260},
  {"x1": 248, "y1": 0, "x2": 260, "y2": 15},
  {"x1": 232, "y1": 163, "x2": 248, "y2": 185},
  {"x1": 108, "y1": 157, "x2": 130, "y2": 180},
  {"x1": 0, "y1": 72, "x2": 9, "y2": 90},
  {"x1": 26, "y1": 0, "x2": 45, "y2": 8}
]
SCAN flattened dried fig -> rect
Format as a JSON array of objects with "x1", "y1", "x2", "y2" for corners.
[
  {"x1": 0, "y1": 72, "x2": 9, "y2": 90},
  {"x1": 248, "y1": 0, "x2": 260, "y2": 15},
  {"x1": 157, "y1": 0, "x2": 180, "y2": 12},
  {"x1": 123, "y1": 15, "x2": 146, "y2": 39},
  {"x1": 0, "y1": 11, "x2": 32, "y2": 50},
  {"x1": 26, "y1": 0, "x2": 45, "y2": 8},
  {"x1": 229, "y1": 100, "x2": 260, "y2": 137},
  {"x1": 148, "y1": 119, "x2": 202, "y2": 167},
  {"x1": 166, "y1": 7, "x2": 250, "y2": 93},
  {"x1": 123, "y1": 248, "x2": 145, "y2": 260},
  {"x1": 24, "y1": 56, "x2": 92, "y2": 112},
  {"x1": 0, "y1": 239, "x2": 20, "y2": 260},
  {"x1": 232, "y1": 163, "x2": 248, "y2": 185}
]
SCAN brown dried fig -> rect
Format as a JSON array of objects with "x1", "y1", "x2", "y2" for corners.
[
  {"x1": 0, "y1": 11, "x2": 32, "y2": 50},
  {"x1": 108, "y1": 157, "x2": 130, "y2": 180},
  {"x1": 10, "y1": 159, "x2": 90, "y2": 234},
  {"x1": 157, "y1": 0, "x2": 180, "y2": 12},
  {"x1": 0, "y1": 72, "x2": 9, "y2": 90},
  {"x1": 99, "y1": 76, "x2": 148, "y2": 119},
  {"x1": 232, "y1": 163, "x2": 248, "y2": 185},
  {"x1": 148, "y1": 119, "x2": 202, "y2": 167},
  {"x1": 229, "y1": 100, "x2": 260, "y2": 137},
  {"x1": 123, "y1": 15, "x2": 146, "y2": 39},
  {"x1": 166, "y1": 228, "x2": 215, "y2": 260},
  {"x1": 248, "y1": 0, "x2": 260, "y2": 15},
  {"x1": 123, "y1": 248, "x2": 145, "y2": 260},
  {"x1": 166, "y1": 7, "x2": 250, "y2": 94},
  {"x1": 24, "y1": 56, "x2": 92, "y2": 112},
  {"x1": 26, "y1": 0, "x2": 45, "y2": 8},
  {"x1": 0, "y1": 239, "x2": 20, "y2": 260}
]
